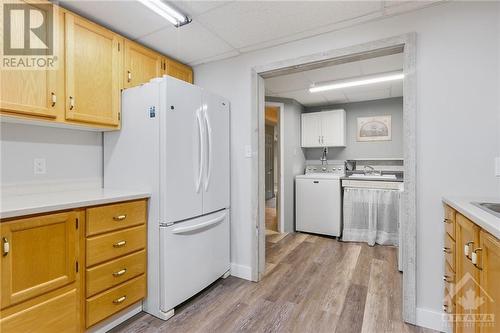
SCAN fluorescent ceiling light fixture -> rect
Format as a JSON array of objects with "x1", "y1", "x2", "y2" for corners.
[
  {"x1": 309, "y1": 71, "x2": 404, "y2": 93},
  {"x1": 138, "y1": 0, "x2": 191, "y2": 27}
]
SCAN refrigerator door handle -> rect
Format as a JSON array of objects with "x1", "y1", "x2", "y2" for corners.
[
  {"x1": 171, "y1": 213, "x2": 225, "y2": 234},
  {"x1": 203, "y1": 104, "x2": 213, "y2": 192},
  {"x1": 195, "y1": 109, "x2": 204, "y2": 193}
]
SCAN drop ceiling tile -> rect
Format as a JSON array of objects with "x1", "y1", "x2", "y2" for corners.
[
  {"x1": 59, "y1": 1, "x2": 170, "y2": 39},
  {"x1": 174, "y1": 1, "x2": 234, "y2": 16},
  {"x1": 359, "y1": 53, "x2": 404, "y2": 75},
  {"x1": 265, "y1": 72, "x2": 311, "y2": 94},
  {"x1": 345, "y1": 88, "x2": 391, "y2": 103},
  {"x1": 275, "y1": 89, "x2": 328, "y2": 107},
  {"x1": 137, "y1": 20, "x2": 235, "y2": 64},
  {"x1": 196, "y1": 1, "x2": 382, "y2": 50}
]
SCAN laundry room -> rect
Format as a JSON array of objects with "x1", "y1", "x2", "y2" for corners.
[{"x1": 263, "y1": 51, "x2": 406, "y2": 276}]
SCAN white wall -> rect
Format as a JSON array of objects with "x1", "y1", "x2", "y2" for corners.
[
  {"x1": 267, "y1": 97, "x2": 306, "y2": 233},
  {"x1": 1, "y1": 123, "x2": 102, "y2": 192},
  {"x1": 194, "y1": 2, "x2": 500, "y2": 330}
]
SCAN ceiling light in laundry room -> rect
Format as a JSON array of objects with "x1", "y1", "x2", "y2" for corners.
[
  {"x1": 309, "y1": 71, "x2": 404, "y2": 93},
  {"x1": 138, "y1": 0, "x2": 191, "y2": 27}
]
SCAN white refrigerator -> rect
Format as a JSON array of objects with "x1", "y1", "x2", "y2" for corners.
[{"x1": 104, "y1": 77, "x2": 230, "y2": 320}]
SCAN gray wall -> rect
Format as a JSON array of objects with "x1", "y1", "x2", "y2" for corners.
[
  {"x1": 266, "y1": 97, "x2": 305, "y2": 233},
  {"x1": 304, "y1": 97, "x2": 403, "y2": 161}
]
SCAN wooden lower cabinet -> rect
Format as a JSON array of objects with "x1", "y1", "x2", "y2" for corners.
[
  {"x1": 444, "y1": 205, "x2": 500, "y2": 333},
  {"x1": 0, "y1": 198, "x2": 148, "y2": 332}
]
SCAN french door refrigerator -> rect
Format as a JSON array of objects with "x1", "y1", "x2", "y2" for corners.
[{"x1": 104, "y1": 77, "x2": 230, "y2": 320}]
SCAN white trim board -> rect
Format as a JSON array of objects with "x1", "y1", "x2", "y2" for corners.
[
  {"x1": 416, "y1": 307, "x2": 447, "y2": 333},
  {"x1": 230, "y1": 263, "x2": 253, "y2": 280}
]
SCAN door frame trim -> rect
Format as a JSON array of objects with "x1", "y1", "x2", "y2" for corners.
[{"x1": 250, "y1": 32, "x2": 417, "y2": 324}]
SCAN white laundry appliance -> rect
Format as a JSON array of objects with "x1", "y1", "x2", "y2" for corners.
[
  {"x1": 295, "y1": 163, "x2": 344, "y2": 237},
  {"x1": 104, "y1": 77, "x2": 230, "y2": 320}
]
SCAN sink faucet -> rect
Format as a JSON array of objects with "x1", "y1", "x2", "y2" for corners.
[{"x1": 320, "y1": 147, "x2": 328, "y2": 165}]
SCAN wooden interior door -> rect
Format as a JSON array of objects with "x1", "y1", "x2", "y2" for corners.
[
  {"x1": 65, "y1": 13, "x2": 122, "y2": 126},
  {"x1": 479, "y1": 230, "x2": 500, "y2": 333},
  {"x1": 0, "y1": 211, "x2": 78, "y2": 309},
  {"x1": 164, "y1": 58, "x2": 193, "y2": 83},
  {"x1": 455, "y1": 214, "x2": 480, "y2": 333},
  {"x1": 0, "y1": 1, "x2": 59, "y2": 118},
  {"x1": 124, "y1": 40, "x2": 162, "y2": 88}
]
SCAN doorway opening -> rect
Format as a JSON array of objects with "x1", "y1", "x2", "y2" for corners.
[{"x1": 251, "y1": 34, "x2": 417, "y2": 324}]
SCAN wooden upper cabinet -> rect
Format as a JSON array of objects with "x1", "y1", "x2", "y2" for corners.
[
  {"x1": 479, "y1": 230, "x2": 500, "y2": 333},
  {"x1": 0, "y1": 211, "x2": 78, "y2": 309},
  {"x1": 124, "y1": 40, "x2": 162, "y2": 88},
  {"x1": 164, "y1": 58, "x2": 193, "y2": 83},
  {"x1": 65, "y1": 12, "x2": 122, "y2": 127},
  {"x1": 0, "y1": 1, "x2": 61, "y2": 118}
]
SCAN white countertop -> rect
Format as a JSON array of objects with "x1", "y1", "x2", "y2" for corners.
[
  {"x1": 443, "y1": 196, "x2": 500, "y2": 239},
  {"x1": 1, "y1": 188, "x2": 150, "y2": 219}
]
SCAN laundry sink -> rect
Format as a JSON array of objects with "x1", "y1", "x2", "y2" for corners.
[
  {"x1": 472, "y1": 202, "x2": 500, "y2": 218},
  {"x1": 348, "y1": 174, "x2": 397, "y2": 180}
]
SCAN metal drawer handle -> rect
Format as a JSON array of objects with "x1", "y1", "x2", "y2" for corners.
[
  {"x1": 443, "y1": 275, "x2": 453, "y2": 283},
  {"x1": 472, "y1": 248, "x2": 482, "y2": 270},
  {"x1": 51, "y1": 92, "x2": 56, "y2": 107},
  {"x1": 443, "y1": 218, "x2": 451, "y2": 224},
  {"x1": 112, "y1": 268, "x2": 127, "y2": 277},
  {"x1": 69, "y1": 96, "x2": 75, "y2": 110},
  {"x1": 127, "y1": 71, "x2": 132, "y2": 83},
  {"x1": 3, "y1": 237, "x2": 9, "y2": 256},
  {"x1": 113, "y1": 240, "x2": 127, "y2": 248},
  {"x1": 113, "y1": 214, "x2": 127, "y2": 221},
  {"x1": 113, "y1": 296, "x2": 126, "y2": 304},
  {"x1": 464, "y1": 241, "x2": 474, "y2": 258},
  {"x1": 443, "y1": 304, "x2": 449, "y2": 313},
  {"x1": 443, "y1": 247, "x2": 451, "y2": 254}
]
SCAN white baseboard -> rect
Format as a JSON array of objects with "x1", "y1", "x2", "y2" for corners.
[
  {"x1": 230, "y1": 263, "x2": 252, "y2": 280},
  {"x1": 86, "y1": 302, "x2": 142, "y2": 333},
  {"x1": 416, "y1": 307, "x2": 448, "y2": 333}
]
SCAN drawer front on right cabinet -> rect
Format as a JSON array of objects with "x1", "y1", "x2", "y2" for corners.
[
  {"x1": 86, "y1": 199, "x2": 147, "y2": 236},
  {"x1": 86, "y1": 225, "x2": 146, "y2": 267},
  {"x1": 86, "y1": 250, "x2": 146, "y2": 297},
  {"x1": 86, "y1": 274, "x2": 146, "y2": 327}
]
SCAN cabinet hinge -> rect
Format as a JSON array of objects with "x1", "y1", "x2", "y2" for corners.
[
  {"x1": 118, "y1": 112, "x2": 121, "y2": 121},
  {"x1": 76, "y1": 261, "x2": 79, "y2": 273},
  {"x1": 118, "y1": 42, "x2": 120, "y2": 52},
  {"x1": 75, "y1": 218, "x2": 79, "y2": 229}
]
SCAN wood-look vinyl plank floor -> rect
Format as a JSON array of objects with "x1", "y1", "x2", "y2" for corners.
[{"x1": 110, "y1": 233, "x2": 438, "y2": 333}]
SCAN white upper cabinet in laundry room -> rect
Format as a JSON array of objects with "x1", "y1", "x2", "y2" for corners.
[{"x1": 301, "y1": 110, "x2": 346, "y2": 148}]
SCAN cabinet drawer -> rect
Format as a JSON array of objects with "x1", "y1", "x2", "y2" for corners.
[
  {"x1": 444, "y1": 205, "x2": 456, "y2": 239},
  {"x1": 86, "y1": 200, "x2": 147, "y2": 236},
  {"x1": 443, "y1": 262, "x2": 455, "y2": 296},
  {"x1": 443, "y1": 286, "x2": 455, "y2": 317},
  {"x1": 0, "y1": 289, "x2": 78, "y2": 333},
  {"x1": 86, "y1": 274, "x2": 145, "y2": 328},
  {"x1": 86, "y1": 250, "x2": 145, "y2": 297},
  {"x1": 444, "y1": 233, "x2": 456, "y2": 270},
  {"x1": 86, "y1": 225, "x2": 146, "y2": 267}
]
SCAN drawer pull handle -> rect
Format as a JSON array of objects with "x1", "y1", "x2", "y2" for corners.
[
  {"x1": 113, "y1": 296, "x2": 126, "y2": 304},
  {"x1": 443, "y1": 218, "x2": 451, "y2": 224},
  {"x1": 112, "y1": 268, "x2": 127, "y2": 277},
  {"x1": 3, "y1": 237, "x2": 9, "y2": 256},
  {"x1": 113, "y1": 240, "x2": 127, "y2": 248},
  {"x1": 69, "y1": 96, "x2": 75, "y2": 110},
  {"x1": 443, "y1": 304, "x2": 449, "y2": 313},
  {"x1": 472, "y1": 248, "x2": 482, "y2": 269},
  {"x1": 113, "y1": 214, "x2": 127, "y2": 221},
  {"x1": 443, "y1": 247, "x2": 451, "y2": 254},
  {"x1": 464, "y1": 241, "x2": 474, "y2": 258},
  {"x1": 443, "y1": 275, "x2": 453, "y2": 283},
  {"x1": 51, "y1": 92, "x2": 56, "y2": 107}
]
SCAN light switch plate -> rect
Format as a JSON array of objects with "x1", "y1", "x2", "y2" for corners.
[
  {"x1": 495, "y1": 157, "x2": 500, "y2": 177},
  {"x1": 34, "y1": 158, "x2": 46, "y2": 175}
]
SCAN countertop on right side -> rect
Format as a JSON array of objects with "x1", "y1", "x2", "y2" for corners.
[{"x1": 443, "y1": 196, "x2": 500, "y2": 239}]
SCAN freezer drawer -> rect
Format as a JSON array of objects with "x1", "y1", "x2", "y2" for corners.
[
  {"x1": 295, "y1": 178, "x2": 341, "y2": 236},
  {"x1": 159, "y1": 209, "x2": 230, "y2": 312}
]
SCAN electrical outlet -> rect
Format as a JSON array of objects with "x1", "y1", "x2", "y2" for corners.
[{"x1": 34, "y1": 158, "x2": 46, "y2": 175}]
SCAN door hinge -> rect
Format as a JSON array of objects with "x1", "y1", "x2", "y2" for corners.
[
  {"x1": 75, "y1": 218, "x2": 79, "y2": 229},
  {"x1": 76, "y1": 261, "x2": 79, "y2": 273},
  {"x1": 118, "y1": 112, "x2": 121, "y2": 121}
]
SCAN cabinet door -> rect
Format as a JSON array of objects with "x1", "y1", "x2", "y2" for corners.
[
  {"x1": 479, "y1": 231, "x2": 500, "y2": 333},
  {"x1": 65, "y1": 13, "x2": 122, "y2": 126},
  {"x1": 301, "y1": 113, "x2": 322, "y2": 147},
  {"x1": 0, "y1": 289, "x2": 78, "y2": 333},
  {"x1": 455, "y1": 214, "x2": 480, "y2": 333},
  {"x1": 164, "y1": 58, "x2": 193, "y2": 83},
  {"x1": 321, "y1": 110, "x2": 346, "y2": 147},
  {"x1": 0, "y1": 1, "x2": 59, "y2": 118},
  {"x1": 0, "y1": 211, "x2": 78, "y2": 308},
  {"x1": 124, "y1": 40, "x2": 162, "y2": 88}
]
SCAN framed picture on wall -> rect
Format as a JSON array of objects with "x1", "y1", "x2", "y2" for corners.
[{"x1": 357, "y1": 115, "x2": 392, "y2": 141}]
